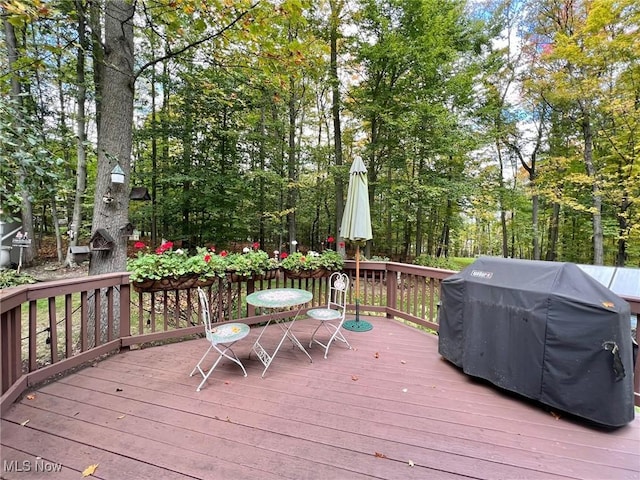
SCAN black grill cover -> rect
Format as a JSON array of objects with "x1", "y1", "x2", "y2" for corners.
[{"x1": 438, "y1": 257, "x2": 635, "y2": 427}]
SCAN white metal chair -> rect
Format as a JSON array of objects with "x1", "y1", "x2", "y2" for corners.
[
  {"x1": 190, "y1": 287, "x2": 250, "y2": 391},
  {"x1": 307, "y1": 272, "x2": 352, "y2": 358}
]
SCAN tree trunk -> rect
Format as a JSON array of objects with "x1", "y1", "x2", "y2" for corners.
[
  {"x1": 150, "y1": 64, "x2": 158, "y2": 244},
  {"x1": 89, "y1": 0, "x2": 104, "y2": 142},
  {"x1": 89, "y1": 0, "x2": 134, "y2": 277},
  {"x1": 531, "y1": 193, "x2": 539, "y2": 260},
  {"x1": 66, "y1": 0, "x2": 89, "y2": 267},
  {"x1": 581, "y1": 111, "x2": 603, "y2": 265},
  {"x1": 436, "y1": 200, "x2": 452, "y2": 258},
  {"x1": 545, "y1": 202, "x2": 560, "y2": 261},
  {"x1": 496, "y1": 143, "x2": 508, "y2": 257},
  {"x1": 181, "y1": 62, "x2": 194, "y2": 244},
  {"x1": 3, "y1": 18, "x2": 35, "y2": 265},
  {"x1": 616, "y1": 195, "x2": 629, "y2": 266},
  {"x1": 329, "y1": 0, "x2": 345, "y2": 255}
]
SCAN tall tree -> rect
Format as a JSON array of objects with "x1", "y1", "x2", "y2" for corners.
[
  {"x1": 65, "y1": 0, "x2": 89, "y2": 267},
  {"x1": 3, "y1": 14, "x2": 35, "y2": 265},
  {"x1": 88, "y1": 0, "x2": 134, "y2": 277}
]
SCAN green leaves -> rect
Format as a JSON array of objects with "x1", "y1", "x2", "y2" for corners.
[
  {"x1": 280, "y1": 250, "x2": 344, "y2": 272},
  {"x1": 0, "y1": 99, "x2": 63, "y2": 219}
]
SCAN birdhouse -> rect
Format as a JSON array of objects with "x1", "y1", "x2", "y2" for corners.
[
  {"x1": 69, "y1": 245, "x2": 91, "y2": 263},
  {"x1": 130, "y1": 187, "x2": 151, "y2": 201},
  {"x1": 119, "y1": 222, "x2": 135, "y2": 236},
  {"x1": 111, "y1": 164, "x2": 125, "y2": 184},
  {"x1": 90, "y1": 228, "x2": 115, "y2": 251}
]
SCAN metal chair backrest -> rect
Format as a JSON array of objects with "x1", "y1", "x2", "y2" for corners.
[
  {"x1": 197, "y1": 287, "x2": 214, "y2": 341},
  {"x1": 327, "y1": 272, "x2": 349, "y2": 314}
]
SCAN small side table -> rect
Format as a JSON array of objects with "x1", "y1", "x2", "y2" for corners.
[{"x1": 246, "y1": 288, "x2": 313, "y2": 377}]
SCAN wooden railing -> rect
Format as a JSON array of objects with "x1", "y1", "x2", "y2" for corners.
[{"x1": 1, "y1": 262, "x2": 639, "y2": 414}]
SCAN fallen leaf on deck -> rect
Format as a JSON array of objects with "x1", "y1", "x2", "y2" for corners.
[
  {"x1": 400, "y1": 360, "x2": 406, "y2": 364},
  {"x1": 26, "y1": 394, "x2": 36, "y2": 400},
  {"x1": 82, "y1": 464, "x2": 99, "y2": 477},
  {"x1": 117, "y1": 415, "x2": 126, "y2": 419},
  {"x1": 351, "y1": 375, "x2": 359, "y2": 381},
  {"x1": 374, "y1": 352, "x2": 379, "y2": 358},
  {"x1": 20, "y1": 419, "x2": 30, "y2": 426},
  {"x1": 115, "y1": 388, "x2": 123, "y2": 392},
  {"x1": 224, "y1": 380, "x2": 230, "y2": 385},
  {"x1": 402, "y1": 388, "x2": 408, "y2": 393},
  {"x1": 408, "y1": 460, "x2": 415, "y2": 467},
  {"x1": 374, "y1": 452, "x2": 387, "y2": 458}
]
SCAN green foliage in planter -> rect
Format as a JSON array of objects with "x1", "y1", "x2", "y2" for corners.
[
  {"x1": 183, "y1": 248, "x2": 228, "y2": 280},
  {"x1": 280, "y1": 249, "x2": 344, "y2": 273},
  {"x1": 225, "y1": 249, "x2": 273, "y2": 277},
  {"x1": 127, "y1": 241, "x2": 225, "y2": 282}
]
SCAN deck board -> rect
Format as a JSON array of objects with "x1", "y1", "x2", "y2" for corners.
[{"x1": 2, "y1": 317, "x2": 639, "y2": 479}]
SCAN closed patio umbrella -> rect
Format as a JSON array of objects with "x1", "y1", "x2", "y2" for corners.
[{"x1": 341, "y1": 157, "x2": 373, "y2": 332}]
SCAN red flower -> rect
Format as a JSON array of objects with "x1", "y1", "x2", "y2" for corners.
[
  {"x1": 327, "y1": 236, "x2": 334, "y2": 243},
  {"x1": 155, "y1": 240, "x2": 174, "y2": 254},
  {"x1": 134, "y1": 241, "x2": 146, "y2": 249},
  {"x1": 220, "y1": 250, "x2": 228, "y2": 257},
  {"x1": 280, "y1": 252, "x2": 289, "y2": 259},
  {"x1": 252, "y1": 241, "x2": 260, "y2": 250},
  {"x1": 204, "y1": 254, "x2": 211, "y2": 263},
  {"x1": 339, "y1": 242, "x2": 345, "y2": 248}
]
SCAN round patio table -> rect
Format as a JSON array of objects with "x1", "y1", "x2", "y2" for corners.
[{"x1": 247, "y1": 288, "x2": 313, "y2": 377}]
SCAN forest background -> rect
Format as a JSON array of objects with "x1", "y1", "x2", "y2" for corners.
[{"x1": 1, "y1": 0, "x2": 639, "y2": 276}]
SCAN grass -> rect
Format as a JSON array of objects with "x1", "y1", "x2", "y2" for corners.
[{"x1": 449, "y1": 257, "x2": 475, "y2": 270}]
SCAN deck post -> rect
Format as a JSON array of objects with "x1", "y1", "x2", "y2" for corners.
[
  {"x1": 386, "y1": 267, "x2": 397, "y2": 319},
  {"x1": 0, "y1": 307, "x2": 22, "y2": 395}
]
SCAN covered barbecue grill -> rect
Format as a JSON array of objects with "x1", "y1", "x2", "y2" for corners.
[{"x1": 438, "y1": 256, "x2": 635, "y2": 427}]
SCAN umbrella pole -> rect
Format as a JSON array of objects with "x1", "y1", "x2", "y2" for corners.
[
  {"x1": 343, "y1": 242, "x2": 373, "y2": 332},
  {"x1": 355, "y1": 244, "x2": 360, "y2": 322}
]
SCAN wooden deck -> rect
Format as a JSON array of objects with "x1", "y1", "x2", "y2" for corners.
[{"x1": 2, "y1": 317, "x2": 639, "y2": 480}]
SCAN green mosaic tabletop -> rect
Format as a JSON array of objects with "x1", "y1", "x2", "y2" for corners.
[{"x1": 246, "y1": 288, "x2": 313, "y2": 309}]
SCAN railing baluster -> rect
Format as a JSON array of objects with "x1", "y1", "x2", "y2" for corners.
[
  {"x1": 28, "y1": 301, "x2": 37, "y2": 372},
  {"x1": 80, "y1": 291, "x2": 88, "y2": 352},
  {"x1": 93, "y1": 288, "x2": 101, "y2": 347},
  {"x1": 65, "y1": 294, "x2": 73, "y2": 358},
  {"x1": 107, "y1": 287, "x2": 114, "y2": 342},
  {"x1": 48, "y1": 297, "x2": 58, "y2": 364}
]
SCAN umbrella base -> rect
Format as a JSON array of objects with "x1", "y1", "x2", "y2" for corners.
[{"x1": 343, "y1": 320, "x2": 373, "y2": 332}]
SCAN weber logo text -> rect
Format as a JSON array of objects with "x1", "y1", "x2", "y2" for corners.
[{"x1": 470, "y1": 270, "x2": 493, "y2": 279}]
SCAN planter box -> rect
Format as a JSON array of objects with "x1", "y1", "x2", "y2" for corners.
[
  {"x1": 284, "y1": 268, "x2": 331, "y2": 279},
  {"x1": 133, "y1": 275, "x2": 212, "y2": 292}
]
